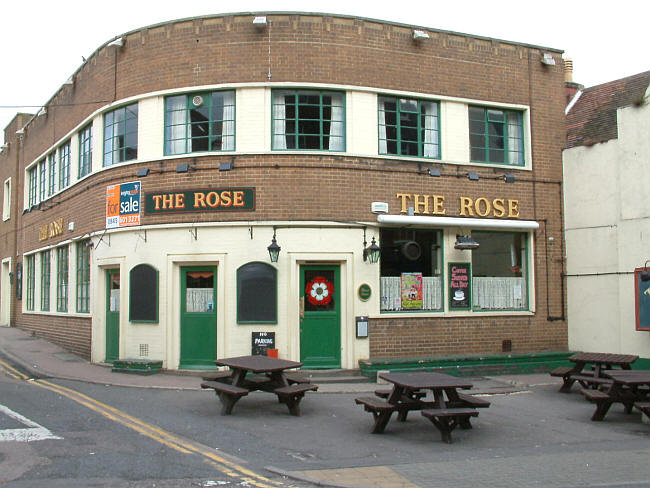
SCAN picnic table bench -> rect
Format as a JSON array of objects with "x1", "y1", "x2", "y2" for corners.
[
  {"x1": 551, "y1": 352, "x2": 638, "y2": 393},
  {"x1": 581, "y1": 370, "x2": 650, "y2": 421},
  {"x1": 421, "y1": 408, "x2": 479, "y2": 444},
  {"x1": 201, "y1": 381, "x2": 249, "y2": 415}
]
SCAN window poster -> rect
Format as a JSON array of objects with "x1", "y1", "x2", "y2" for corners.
[
  {"x1": 401, "y1": 272, "x2": 423, "y2": 309},
  {"x1": 634, "y1": 268, "x2": 650, "y2": 331},
  {"x1": 449, "y1": 262, "x2": 471, "y2": 310}
]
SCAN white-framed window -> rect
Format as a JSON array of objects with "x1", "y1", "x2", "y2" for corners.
[
  {"x1": 2, "y1": 178, "x2": 10, "y2": 221},
  {"x1": 104, "y1": 103, "x2": 138, "y2": 166}
]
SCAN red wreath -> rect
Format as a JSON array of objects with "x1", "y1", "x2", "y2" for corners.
[{"x1": 306, "y1": 276, "x2": 334, "y2": 306}]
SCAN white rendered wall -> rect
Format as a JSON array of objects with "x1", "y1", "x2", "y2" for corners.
[{"x1": 564, "y1": 92, "x2": 650, "y2": 358}]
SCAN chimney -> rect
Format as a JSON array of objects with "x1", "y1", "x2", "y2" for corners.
[{"x1": 564, "y1": 58, "x2": 583, "y2": 106}]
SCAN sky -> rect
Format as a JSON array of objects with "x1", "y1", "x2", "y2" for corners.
[{"x1": 1, "y1": 0, "x2": 647, "y2": 144}]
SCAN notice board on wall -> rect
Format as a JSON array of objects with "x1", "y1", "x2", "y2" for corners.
[{"x1": 635, "y1": 268, "x2": 650, "y2": 331}]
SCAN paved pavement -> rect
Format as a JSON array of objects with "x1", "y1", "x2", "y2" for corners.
[{"x1": 2, "y1": 325, "x2": 650, "y2": 488}]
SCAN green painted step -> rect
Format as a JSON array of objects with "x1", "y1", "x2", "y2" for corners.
[{"x1": 112, "y1": 358, "x2": 163, "y2": 375}]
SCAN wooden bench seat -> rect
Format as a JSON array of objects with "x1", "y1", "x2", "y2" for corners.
[
  {"x1": 201, "y1": 381, "x2": 249, "y2": 415},
  {"x1": 456, "y1": 392, "x2": 491, "y2": 408},
  {"x1": 201, "y1": 371, "x2": 233, "y2": 383},
  {"x1": 582, "y1": 388, "x2": 635, "y2": 421},
  {"x1": 274, "y1": 384, "x2": 318, "y2": 416},
  {"x1": 285, "y1": 373, "x2": 311, "y2": 384},
  {"x1": 634, "y1": 402, "x2": 650, "y2": 420},
  {"x1": 549, "y1": 366, "x2": 574, "y2": 377},
  {"x1": 374, "y1": 388, "x2": 426, "y2": 400},
  {"x1": 421, "y1": 408, "x2": 479, "y2": 443},
  {"x1": 355, "y1": 396, "x2": 397, "y2": 433}
]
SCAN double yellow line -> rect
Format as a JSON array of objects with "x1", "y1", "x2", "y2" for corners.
[{"x1": 0, "y1": 358, "x2": 284, "y2": 488}]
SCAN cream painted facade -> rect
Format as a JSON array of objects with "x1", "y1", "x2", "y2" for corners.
[{"x1": 563, "y1": 85, "x2": 650, "y2": 358}]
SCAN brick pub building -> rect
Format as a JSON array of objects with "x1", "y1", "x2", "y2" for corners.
[{"x1": 0, "y1": 13, "x2": 567, "y2": 371}]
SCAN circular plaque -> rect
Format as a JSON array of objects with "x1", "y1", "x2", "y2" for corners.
[{"x1": 358, "y1": 283, "x2": 372, "y2": 301}]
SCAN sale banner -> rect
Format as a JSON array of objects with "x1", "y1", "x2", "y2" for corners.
[{"x1": 106, "y1": 181, "x2": 141, "y2": 229}]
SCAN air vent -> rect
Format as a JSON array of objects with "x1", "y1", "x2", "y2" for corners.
[
  {"x1": 139, "y1": 343, "x2": 149, "y2": 357},
  {"x1": 192, "y1": 95, "x2": 204, "y2": 107}
]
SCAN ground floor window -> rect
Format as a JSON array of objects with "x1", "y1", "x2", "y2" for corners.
[
  {"x1": 380, "y1": 228, "x2": 442, "y2": 312},
  {"x1": 41, "y1": 250, "x2": 50, "y2": 311},
  {"x1": 471, "y1": 231, "x2": 527, "y2": 310},
  {"x1": 56, "y1": 246, "x2": 68, "y2": 312},
  {"x1": 76, "y1": 241, "x2": 90, "y2": 313},
  {"x1": 25, "y1": 255, "x2": 35, "y2": 311}
]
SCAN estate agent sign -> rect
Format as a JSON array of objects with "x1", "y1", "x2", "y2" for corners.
[{"x1": 106, "y1": 181, "x2": 141, "y2": 229}]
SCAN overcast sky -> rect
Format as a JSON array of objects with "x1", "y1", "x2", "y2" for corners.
[{"x1": 1, "y1": 0, "x2": 647, "y2": 144}]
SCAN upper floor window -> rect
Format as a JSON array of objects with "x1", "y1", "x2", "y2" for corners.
[
  {"x1": 104, "y1": 103, "x2": 138, "y2": 166},
  {"x1": 28, "y1": 167, "x2": 38, "y2": 208},
  {"x1": 272, "y1": 90, "x2": 344, "y2": 151},
  {"x1": 78, "y1": 124, "x2": 92, "y2": 178},
  {"x1": 469, "y1": 106, "x2": 524, "y2": 166},
  {"x1": 48, "y1": 152, "x2": 57, "y2": 196},
  {"x1": 165, "y1": 91, "x2": 235, "y2": 155},
  {"x1": 378, "y1": 97, "x2": 440, "y2": 158},
  {"x1": 38, "y1": 160, "x2": 46, "y2": 202},
  {"x1": 2, "y1": 178, "x2": 10, "y2": 221},
  {"x1": 58, "y1": 141, "x2": 70, "y2": 189}
]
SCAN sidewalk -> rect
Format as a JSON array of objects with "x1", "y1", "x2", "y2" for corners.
[{"x1": 0, "y1": 325, "x2": 553, "y2": 394}]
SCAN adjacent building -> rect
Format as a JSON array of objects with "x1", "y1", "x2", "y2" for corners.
[
  {"x1": 564, "y1": 71, "x2": 650, "y2": 365},
  {"x1": 0, "y1": 12, "x2": 567, "y2": 370}
]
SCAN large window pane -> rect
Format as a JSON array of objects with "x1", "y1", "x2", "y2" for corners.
[
  {"x1": 104, "y1": 103, "x2": 138, "y2": 166},
  {"x1": 471, "y1": 231, "x2": 527, "y2": 310},
  {"x1": 469, "y1": 106, "x2": 524, "y2": 166},
  {"x1": 378, "y1": 96, "x2": 439, "y2": 158},
  {"x1": 380, "y1": 228, "x2": 442, "y2": 312}
]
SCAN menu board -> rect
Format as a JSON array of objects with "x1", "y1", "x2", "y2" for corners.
[
  {"x1": 449, "y1": 263, "x2": 471, "y2": 310},
  {"x1": 635, "y1": 268, "x2": 650, "y2": 331}
]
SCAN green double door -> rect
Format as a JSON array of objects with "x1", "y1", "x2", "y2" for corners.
[
  {"x1": 300, "y1": 265, "x2": 341, "y2": 369},
  {"x1": 180, "y1": 266, "x2": 217, "y2": 369}
]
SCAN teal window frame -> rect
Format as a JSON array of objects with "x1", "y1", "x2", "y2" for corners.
[
  {"x1": 41, "y1": 250, "x2": 50, "y2": 311},
  {"x1": 378, "y1": 96, "x2": 440, "y2": 158},
  {"x1": 76, "y1": 241, "x2": 90, "y2": 313},
  {"x1": 56, "y1": 246, "x2": 68, "y2": 312},
  {"x1": 469, "y1": 106, "x2": 524, "y2": 166},
  {"x1": 26, "y1": 255, "x2": 35, "y2": 311},
  {"x1": 58, "y1": 141, "x2": 70, "y2": 189},
  {"x1": 48, "y1": 152, "x2": 57, "y2": 196},
  {"x1": 104, "y1": 103, "x2": 138, "y2": 166},
  {"x1": 237, "y1": 262, "x2": 278, "y2": 324},
  {"x1": 470, "y1": 230, "x2": 529, "y2": 311},
  {"x1": 78, "y1": 124, "x2": 93, "y2": 178},
  {"x1": 28, "y1": 167, "x2": 38, "y2": 207},
  {"x1": 164, "y1": 91, "x2": 235, "y2": 155},
  {"x1": 272, "y1": 89, "x2": 345, "y2": 151}
]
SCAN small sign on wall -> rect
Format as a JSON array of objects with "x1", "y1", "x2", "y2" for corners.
[
  {"x1": 635, "y1": 268, "x2": 650, "y2": 331},
  {"x1": 356, "y1": 316, "x2": 369, "y2": 338},
  {"x1": 449, "y1": 262, "x2": 471, "y2": 310},
  {"x1": 252, "y1": 331, "x2": 276, "y2": 355}
]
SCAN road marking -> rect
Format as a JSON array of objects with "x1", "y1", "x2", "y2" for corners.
[
  {"x1": 0, "y1": 358, "x2": 281, "y2": 487},
  {"x1": 0, "y1": 404, "x2": 62, "y2": 442}
]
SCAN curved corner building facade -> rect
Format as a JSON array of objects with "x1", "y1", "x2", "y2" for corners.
[{"x1": 0, "y1": 13, "x2": 567, "y2": 370}]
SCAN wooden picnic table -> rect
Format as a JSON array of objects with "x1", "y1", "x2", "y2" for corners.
[
  {"x1": 551, "y1": 352, "x2": 638, "y2": 393},
  {"x1": 582, "y1": 369, "x2": 650, "y2": 421},
  {"x1": 355, "y1": 372, "x2": 489, "y2": 443},
  {"x1": 201, "y1": 355, "x2": 317, "y2": 416}
]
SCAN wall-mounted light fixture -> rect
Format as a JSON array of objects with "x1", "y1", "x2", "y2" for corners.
[
  {"x1": 0, "y1": 143, "x2": 8, "y2": 151},
  {"x1": 219, "y1": 160, "x2": 233, "y2": 171},
  {"x1": 16, "y1": 128, "x2": 24, "y2": 135},
  {"x1": 267, "y1": 228, "x2": 281, "y2": 263},
  {"x1": 176, "y1": 163, "x2": 190, "y2": 173},
  {"x1": 136, "y1": 168, "x2": 150, "y2": 177},
  {"x1": 541, "y1": 53, "x2": 556, "y2": 66},
  {"x1": 454, "y1": 234, "x2": 480, "y2": 250},
  {"x1": 108, "y1": 37, "x2": 124, "y2": 48},
  {"x1": 467, "y1": 172, "x2": 479, "y2": 181},
  {"x1": 428, "y1": 168, "x2": 441, "y2": 177},
  {"x1": 363, "y1": 228, "x2": 381, "y2": 264},
  {"x1": 641, "y1": 260, "x2": 650, "y2": 282},
  {"x1": 8, "y1": 272, "x2": 13, "y2": 285},
  {"x1": 504, "y1": 173, "x2": 516, "y2": 183},
  {"x1": 37, "y1": 107, "x2": 47, "y2": 117},
  {"x1": 253, "y1": 16, "x2": 267, "y2": 31},
  {"x1": 413, "y1": 30, "x2": 430, "y2": 41},
  {"x1": 64, "y1": 76, "x2": 74, "y2": 86}
]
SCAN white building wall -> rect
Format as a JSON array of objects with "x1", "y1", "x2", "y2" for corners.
[{"x1": 564, "y1": 93, "x2": 650, "y2": 359}]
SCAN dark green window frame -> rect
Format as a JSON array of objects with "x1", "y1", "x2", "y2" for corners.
[
  {"x1": 56, "y1": 246, "x2": 68, "y2": 312},
  {"x1": 164, "y1": 91, "x2": 235, "y2": 155},
  {"x1": 469, "y1": 106, "x2": 524, "y2": 166},
  {"x1": 41, "y1": 250, "x2": 50, "y2": 311},
  {"x1": 26, "y1": 255, "x2": 35, "y2": 311},
  {"x1": 38, "y1": 160, "x2": 47, "y2": 202},
  {"x1": 58, "y1": 142, "x2": 70, "y2": 189},
  {"x1": 237, "y1": 262, "x2": 277, "y2": 324},
  {"x1": 48, "y1": 152, "x2": 57, "y2": 196},
  {"x1": 272, "y1": 89, "x2": 345, "y2": 151},
  {"x1": 378, "y1": 96, "x2": 440, "y2": 158},
  {"x1": 76, "y1": 241, "x2": 90, "y2": 313},
  {"x1": 78, "y1": 124, "x2": 93, "y2": 178},
  {"x1": 28, "y1": 167, "x2": 38, "y2": 207},
  {"x1": 104, "y1": 103, "x2": 138, "y2": 166}
]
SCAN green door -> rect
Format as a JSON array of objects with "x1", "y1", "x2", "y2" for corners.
[
  {"x1": 180, "y1": 266, "x2": 217, "y2": 369},
  {"x1": 105, "y1": 269, "x2": 120, "y2": 363},
  {"x1": 300, "y1": 265, "x2": 341, "y2": 369}
]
